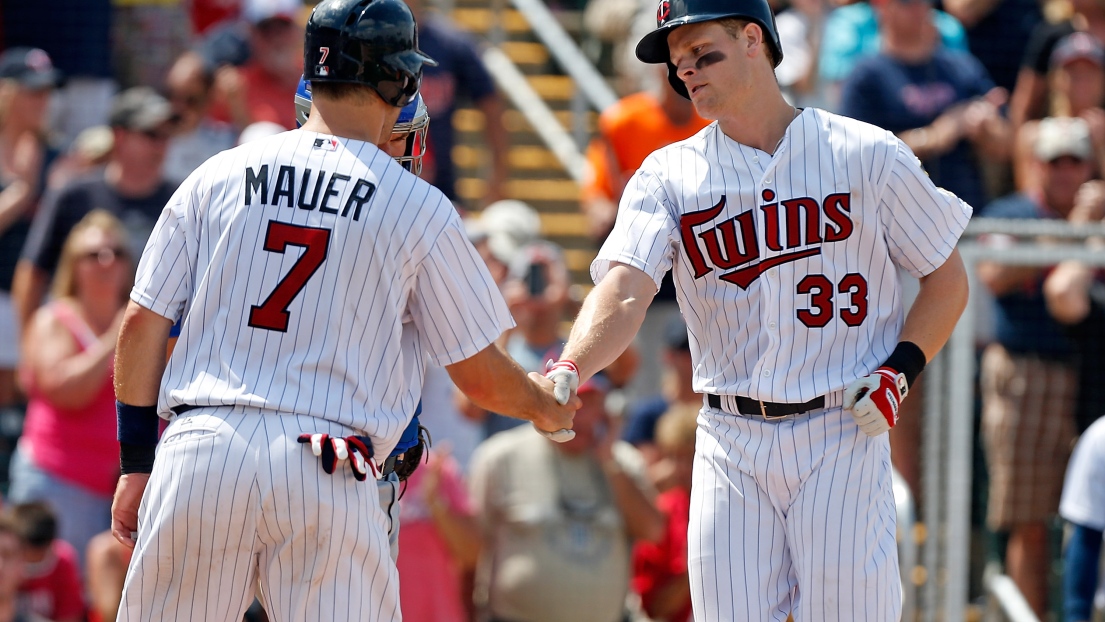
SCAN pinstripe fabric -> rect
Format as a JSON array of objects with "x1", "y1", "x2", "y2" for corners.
[
  {"x1": 592, "y1": 109, "x2": 972, "y2": 403},
  {"x1": 593, "y1": 108, "x2": 969, "y2": 621},
  {"x1": 119, "y1": 410, "x2": 400, "y2": 622},
  {"x1": 122, "y1": 129, "x2": 515, "y2": 620},
  {"x1": 131, "y1": 130, "x2": 513, "y2": 460},
  {"x1": 689, "y1": 405, "x2": 901, "y2": 621}
]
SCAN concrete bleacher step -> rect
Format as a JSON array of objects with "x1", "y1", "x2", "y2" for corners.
[{"x1": 446, "y1": 1, "x2": 603, "y2": 285}]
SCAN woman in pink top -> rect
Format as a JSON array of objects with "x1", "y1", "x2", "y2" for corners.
[{"x1": 11, "y1": 209, "x2": 131, "y2": 568}]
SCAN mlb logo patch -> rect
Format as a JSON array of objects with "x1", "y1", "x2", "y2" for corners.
[
  {"x1": 313, "y1": 138, "x2": 339, "y2": 151},
  {"x1": 316, "y1": 66, "x2": 330, "y2": 77}
]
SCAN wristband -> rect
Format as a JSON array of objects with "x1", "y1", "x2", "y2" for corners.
[
  {"x1": 117, "y1": 401, "x2": 160, "y2": 474},
  {"x1": 882, "y1": 341, "x2": 926, "y2": 387},
  {"x1": 120, "y1": 442, "x2": 157, "y2": 475}
]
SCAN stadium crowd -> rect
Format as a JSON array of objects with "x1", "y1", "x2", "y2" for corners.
[{"x1": 0, "y1": 0, "x2": 1103, "y2": 620}]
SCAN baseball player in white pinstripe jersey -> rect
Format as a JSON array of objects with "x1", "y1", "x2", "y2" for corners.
[
  {"x1": 108, "y1": 1, "x2": 578, "y2": 620},
  {"x1": 544, "y1": 0, "x2": 971, "y2": 619}
]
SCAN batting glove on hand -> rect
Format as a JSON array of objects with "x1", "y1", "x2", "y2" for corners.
[
  {"x1": 545, "y1": 359, "x2": 580, "y2": 405},
  {"x1": 297, "y1": 433, "x2": 377, "y2": 481},
  {"x1": 843, "y1": 367, "x2": 909, "y2": 437}
]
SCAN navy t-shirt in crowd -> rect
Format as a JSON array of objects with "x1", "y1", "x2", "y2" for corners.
[
  {"x1": 21, "y1": 173, "x2": 177, "y2": 276},
  {"x1": 941, "y1": 0, "x2": 1042, "y2": 91},
  {"x1": 1064, "y1": 281, "x2": 1105, "y2": 433},
  {"x1": 417, "y1": 15, "x2": 497, "y2": 201},
  {"x1": 978, "y1": 193, "x2": 1074, "y2": 359},
  {"x1": 841, "y1": 48, "x2": 995, "y2": 212}
]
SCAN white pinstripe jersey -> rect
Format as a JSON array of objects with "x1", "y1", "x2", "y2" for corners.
[
  {"x1": 594, "y1": 108, "x2": 971, "y2": 402},
  {"x1": 131, "y1": 130, "x2": 513, "y2": 457}
]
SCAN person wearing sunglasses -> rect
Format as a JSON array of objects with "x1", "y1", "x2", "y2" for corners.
[
  {"x1": 11, "y1": 210, "x2": 133, "y2": 574},
  {"x1": 12, "y1": 87, "x2": 179, "y2": 339}
]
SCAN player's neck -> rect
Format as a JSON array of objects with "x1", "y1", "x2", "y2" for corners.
[
  {"x1": 716, "y1": 95, "x2": 798, "y2": 155},
  {"x1": 303, "y1": 100, "x2": 392, "y2": 145}
]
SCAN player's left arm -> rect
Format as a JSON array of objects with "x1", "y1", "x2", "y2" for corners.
[
  {"x1": 111, "y1": 302, "x2": 174, "y2": 548},
  {"x1": 898, "y1": 248, "x2": 969, "y2": 361}
]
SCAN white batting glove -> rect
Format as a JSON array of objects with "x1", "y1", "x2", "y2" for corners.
[
  {"x1": 545, "y1": 359, "x2": 580, "y2": 406},
  {"x1": 843, "y1": 367, "x2": 909, "y2": 437},
  {"x1": 298, "y1": 433, "x2": 376, "y2": 481}
]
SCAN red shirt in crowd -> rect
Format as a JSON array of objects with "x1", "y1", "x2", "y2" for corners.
[
  {"x1": 632, "y1": 487, "x2": 692, "y2": 622},
  {"x1": 18, "y1": 539, "x2": 85, "y2": 621}
]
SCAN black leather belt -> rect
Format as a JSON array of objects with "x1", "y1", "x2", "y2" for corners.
[{"x1": 707, "y1": 394, "x2": 825, "y2": 419}]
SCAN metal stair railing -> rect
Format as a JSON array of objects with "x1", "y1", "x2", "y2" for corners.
[{"x1": 481, "y1": 46, "x2": 587, "y2": 183}]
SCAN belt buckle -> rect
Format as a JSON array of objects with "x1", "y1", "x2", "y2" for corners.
[{"x1": 758, "y1": 401, "x2": 784, "y2": 421}]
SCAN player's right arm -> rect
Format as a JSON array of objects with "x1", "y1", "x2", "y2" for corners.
[
  {"x1": 445, "y1": 342, "x2": 580, "y2": 437},
  {"x1": 558, "y1": 263, "x2": 657, "y2": 383},
  {"x1": 111, "y1": 302, "x2": 174, "y2": 548}
]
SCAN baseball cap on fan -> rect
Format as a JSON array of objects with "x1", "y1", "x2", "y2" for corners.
[
  {"x1": 109, "y1": 87, "x2": 177, "y2": 132},
  {"x1": 1049, "y1": 32, "x2": 1105, "y2": 70},
  {"x1": 0, "y1": 47, "x2": 63, "y2": 89},
  {"x1": 1034, "y1": 117, "x2": 1093, "y2": 162},
  {"x1": 243, "y1": 0, "x2": 301, "y2": 24}
]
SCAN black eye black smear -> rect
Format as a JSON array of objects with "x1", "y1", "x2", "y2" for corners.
[{"x1": 696, "y1": 51, "x2": 726, "y2": 70}]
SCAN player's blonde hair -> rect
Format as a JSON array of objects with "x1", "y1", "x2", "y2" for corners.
[
  {"x1": 51, "y1": 209, "x2": 135, "y2": 303},
  {"x1": 655, "y1": 402, "x2": 700, "y2": 454}
]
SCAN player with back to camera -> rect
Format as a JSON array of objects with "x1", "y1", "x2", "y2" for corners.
[
  {"x1": 108, "y1": 0, "x2": 579, "y2": 620},
  {"x1": 542, "y1": 0, "x2": 971, "y2": 619}
]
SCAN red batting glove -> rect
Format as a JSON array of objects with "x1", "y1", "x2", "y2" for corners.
[
  {"x1": 842, "y1": 367, "x2": 909, "y2": 437},
  {"x1": 298, "y1": 433, "x2": 377, "y2": 480}
]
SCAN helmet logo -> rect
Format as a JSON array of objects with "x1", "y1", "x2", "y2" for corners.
[
  {"x1": 657, "y1": 0, "x2": 670, "y2": 25},
  {"x1": 318, "y1": 47, "x2": 330, "y2": 63}
]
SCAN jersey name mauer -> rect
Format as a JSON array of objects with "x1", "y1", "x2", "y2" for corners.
[
  {"x1": 592, "y1": 108, "x2": 971, "y2": 402},
  {"x1": 129, "y1": 130, "x2": 513, "y2": 457}
]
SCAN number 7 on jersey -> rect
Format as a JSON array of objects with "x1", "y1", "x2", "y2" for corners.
[{"x1": 248, "y1": 220, "x2": 331, "y2": 332}]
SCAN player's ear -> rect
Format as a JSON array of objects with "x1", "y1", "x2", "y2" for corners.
[{"x1": 744, "y1": 22, "x2": 763, "y2": 57}]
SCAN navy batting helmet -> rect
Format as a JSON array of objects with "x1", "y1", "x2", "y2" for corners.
[
  {"x1": 304, "y1": 0, "x2": 437, "y2": 108},
  {"x1": 635, "y1": 0, "x2": 782, "y2": 99}
]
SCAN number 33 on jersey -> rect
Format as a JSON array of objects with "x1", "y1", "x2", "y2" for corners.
[{"x1": 594, "y1": 109, "x2": 971, "y2": 404}]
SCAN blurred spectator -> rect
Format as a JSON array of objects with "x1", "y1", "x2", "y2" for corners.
[
  {"x1": 7, "y1": 502, "x2": 82, "y2": 622},
  {"x1": 469, "y1": 375, "x2": 662, "y2": 622},
  {"x1": 192, "y1": 0, "x2": 246, "y2": 34},
  {"x1": 818, "y1": 0, "x2": 968, "y2": 110},
  {"x1": 471, "y1": 241, "x2": 573, "y2": 438},
  {"x1": 1058, "y1": 416, "x2": 1105, "y2": 622},
  {"x1": 163, "y1": 51, "x2": 238, "y2": 181},
  {"x1": 11, "y1": 87, "x2": 177, "y2": 333},
  {"x1": 581, "y1": 66, "x2": 708, "y2": 245},
  {"x1": 631, "y1": 402, "x2": 698, "y2": 622},
  {"x1": 0, "y1": 49, "x2": 61, "y2": 411},
  {"x1": 1044, "y1": 178, "x2": 1105, "y2": 435},
  {"x1": 44, "y1": 127, "x2": 113, "y2": 193},
  {"x1": 407, "y1": 0, "x2": 509, "y2": 206},
  {"x1": 621, "y1": 315, "x2": 697, "y2": 468},
  {"x1": 112, "y1": 0, "x2": 191, "y2": 90},
  {"x1": 2, "y1": 0, "x2": 114, "y2": 150},
  {"x1": 0, "y1": 515, "x2": 41, "y2": 622},
  {"x1": 940, "y1": 0, "x2": 1042, "y2": 93},
  {"x1": 237, "y1": 121, "x2": 287, "y2": 145},
  {"x1": 1013, "y1": 32, "x2": 1105, "y2": 192},
  {"x1": 10, "y1": 210, "x2": 132, "y2": 570},
  {"x1": 775, "y1": 0, "x2": 834, "y2": 109},
  {"x1": 1007, "y1": 0, "x2": 1105, "y2": 129},
  {"x1": 396, "y1": 447, "x2": 481, "y2": 622},
  {"x1": 977, "y1": 116, "x2": 1089, "y2": 617},
  {"x1": 84, "y1": 531, "x2": 131, "y2": 622},
  {"x1": 208, "y1": 0, "x2": 304, "y2": 131},
  {"x1": 840, "y1": 0, "x2": 1011, "y2": 212}
]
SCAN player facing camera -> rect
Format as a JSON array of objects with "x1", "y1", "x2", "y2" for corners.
[{"x1": 296, "y1": 76, "x2": 430, "y2": 175}]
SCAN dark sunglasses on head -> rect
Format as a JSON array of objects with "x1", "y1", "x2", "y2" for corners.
[{"x1": 80, "y1": 247, "x2": 129, "y2": 266}]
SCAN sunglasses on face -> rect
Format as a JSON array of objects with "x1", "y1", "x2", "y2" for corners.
[{"x1": 79, "y1": 247, "x2": 129, "y2": 266}]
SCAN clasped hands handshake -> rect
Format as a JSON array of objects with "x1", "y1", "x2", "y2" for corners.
[{"x1": 529, "y1": 359, "x2": 583, "y2": 443}]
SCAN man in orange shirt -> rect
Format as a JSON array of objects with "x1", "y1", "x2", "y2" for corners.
[{"x1": 582, "y1": 67, "x2": 711, "y2": 243}]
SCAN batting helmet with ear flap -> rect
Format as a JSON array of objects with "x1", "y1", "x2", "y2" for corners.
[
  {"x1": 635, "y1": 0, "x2": 783, "y2": 99},
  {"x1": 304, "y1": 0, "x2": 437, "y2": 108}
]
